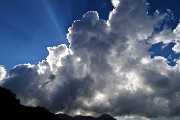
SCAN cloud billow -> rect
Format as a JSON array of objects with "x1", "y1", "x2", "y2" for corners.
[
  {"x1": 0, "y1": 66, "x2": 6, "y2": 81},
  {"x1": 1, "y1": 0, "x2": 180, "y2": 118}
]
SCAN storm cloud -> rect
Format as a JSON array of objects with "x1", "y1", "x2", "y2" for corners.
[{"x1": 1, "y1": 0, "x2": 180, "y2": 118}]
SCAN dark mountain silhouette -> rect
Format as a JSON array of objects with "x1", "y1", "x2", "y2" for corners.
[
  {"x1": 0, "y1": 86, "x2": 116, "y2": 120},
  {"x1": 57, "y1": 113, "x2": 116, "y2": 120},
  {"x1": 97, "y1": 114, "x2": 116, "y2": 120},
  {"x1": 0, "y1": 86, "x2": 59, "y2": 120},
  {"x1": 57, "y1": 113, "x2": 74, "y2": 120}
]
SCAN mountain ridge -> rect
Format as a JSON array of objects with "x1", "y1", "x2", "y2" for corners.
[
  {"x1": 56, "y1": 113, "x2": 116, "y2": 120},
  {"x1": 0, "y1": 86, "x2": 116, "y2": 120}
]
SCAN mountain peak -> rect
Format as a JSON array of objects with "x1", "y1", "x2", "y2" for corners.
[
  {"x1": 57, "y1": 113, "x2": 116, "y2": 120},
  {"x1": 97, "y1": 114, "x2": 116, "y2": 120}
]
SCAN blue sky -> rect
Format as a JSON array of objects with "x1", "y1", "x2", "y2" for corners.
[
  {"x1": 147, "y1": 0, "x2": 180, "y2": 66},
  {"x1": 0, "y1": 0, "x2": 113, "y2": 71},
  {"x1": 2, "y1": 0, "x2": 180, "y2": 119},
  {"x1": 1, "y1": 0, "x2": 180, "y2": 70}
]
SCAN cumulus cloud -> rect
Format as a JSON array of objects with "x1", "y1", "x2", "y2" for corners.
[
  {"x1": 116, "y1": 116, "x2": 180, "y2": 120},
  {"x1": 116, "y1": 115, "x2": 151, "y2": 120},
  {"x1": 172, "y1": 42, "x2": 180, "y2": 53},
  {"x1": 111, "y1": 0, "x2": 120, "y2": 7},
  {"x1": 0, "y1": 66, "x2": 6, "y2": 81},
  {"x1": 2, "y1": 0, "x2": 180, "y2": 118},
  {"x1": 150, "y1": 19, "x2": 180, "y2": 53}
]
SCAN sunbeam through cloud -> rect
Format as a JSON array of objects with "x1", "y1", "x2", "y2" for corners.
[{"x1": 1, "y1": 0, "x2": 180, "y2": 119}]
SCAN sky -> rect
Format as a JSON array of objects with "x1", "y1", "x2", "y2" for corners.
[
  {"x1": 0, "y1": 0, "x2": 113, "y2": 71},
  {"x1": 1, "y1": 0, "x2": 180, "y2": 119}
]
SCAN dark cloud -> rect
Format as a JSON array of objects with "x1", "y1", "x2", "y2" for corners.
[{"x1": 1, "y1": 0, "x2": 180, "y2": 119}]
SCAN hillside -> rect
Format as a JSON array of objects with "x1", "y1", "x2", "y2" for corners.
[
  {"x1": 57, "y1": 113, "x2": 116, "y2": 120},
  {"x1": 0, "y1": 86, "x2": 59, "y2": 120},
  {"x1": 0, "y1": 86, "x2": 116, "y2": 120}
]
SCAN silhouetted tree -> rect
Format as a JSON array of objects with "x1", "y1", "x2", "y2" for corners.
[
  {"x1": 0, "y1": 86, "x2": 116, "y2": 120},
  {"x1": 0, "y1": 86, "x2": 59, "y2": 120}
]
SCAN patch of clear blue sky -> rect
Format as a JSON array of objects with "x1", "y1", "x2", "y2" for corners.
[
  {"x1": 149, "y1": 42, "x2": 180, "y2": 66},
  {"x1": 147, "y1": 0, "x2": 180, "y2": 66},
  {"x1": 0, "y1": 0, "x2": 113, "y2": 71}
]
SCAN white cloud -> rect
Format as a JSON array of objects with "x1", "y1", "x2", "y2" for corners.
[
  {"x1": 116, "y1": 115, "x2": 151, "y2": 120},
  {"x1": 111, "y1": 0, "x2": 120, "y2": 7},
  {"x1": 150, "y1": 29, "x2": 176, "y2": 44},
  {"x1": 46, "y1": 44, "x2": 70, "y2": 71},
  {"x1": 172, "y1": 42, "x2": 180, "y2": 53},
  {"x1": 1, "y1": 0, "x2": 180, "y2": 118},
  {"x1": 116, "y1": 116, "x2": 180, "y2": 120},
  {"x1": 150, "y1": 21, "x2": 180, "y2": 53},
  {"x1": 0, "y1": 66, "x2": 6, "y2": 81},
  {"x1": 173, "y1": 23, "x2": 180, "y2": 38}
]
